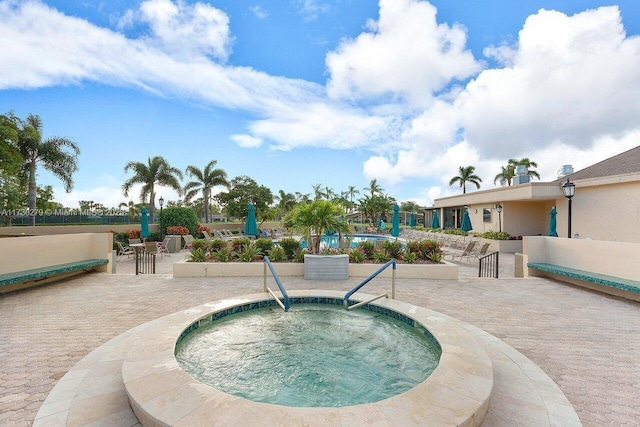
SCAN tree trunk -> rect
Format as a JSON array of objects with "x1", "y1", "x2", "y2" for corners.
[
  {"x1": 28, "y1": 162, "x2": 37, "y2": 226},
  {"x1": 149, "y1": 190, "x2": 155, "y2": 223}
]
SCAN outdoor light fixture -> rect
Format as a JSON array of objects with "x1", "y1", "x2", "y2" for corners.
[
  {"x1": 496, "y1": 204, "x2": 503, "y2": 233},
  {"x1": 561, "y1": 178, "x2": 575, "y2": 238}
]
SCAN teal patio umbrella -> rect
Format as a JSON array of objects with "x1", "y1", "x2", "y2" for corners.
[
  {"x1": 409, "y1": 213, "x2": 416, "y2": 227},
  {"x1": 140, "y1": 206, "x2": 150, "y2": 239},
  {"x1": 244, "y1": 204, "x2": 259, "y2": 237},
  {"x1": 548, "y1": 207, "x2": 558, "y2": 237},
  {"x1": 391, "y1": 204, "x2": 400, "y2": 238},
  {"x1": 461, "y1": 209, "x2": 473, "y2": 233},
  {"x1": 431, "y1": 210, "x2": 440, "y2": 229}
]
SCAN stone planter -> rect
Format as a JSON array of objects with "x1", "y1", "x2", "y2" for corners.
[
  {"x1": 173, "y1": 259, "x2": 458, "y2": 280},
  {"x1": 304, "y1": 254, "x2": 349, "y2": 280}
]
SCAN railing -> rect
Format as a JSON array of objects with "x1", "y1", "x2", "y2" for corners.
[
  {"x1": 135, "y1": 249, "x2": 156, "y2": 275},
  {"x1": 263, "y1": 256, "x2": 291, "y2": 311},
  {"x1": 478, "y1": 251, "x2": 499, "y2": 278},
  {"x1": 343, "y1": 260, "x2": 396, "y2": 311}
]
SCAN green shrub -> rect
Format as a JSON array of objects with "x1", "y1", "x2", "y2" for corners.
[
  {"x1": 188, "y1": 247, "x2": 207, "y2": 262},
  {"x1": 231, "y1": 237, "x2": 251, "y2": 253},
  {"x1": 159, "y1": 206, "x2": 198, "y2": 237},
  {"x1": 383, "y1": 240, "x2": 404, "y2": 259},
  {"x1": 481, "y1": 231, "x2": 511, "y2": 240},
  {"x1": 209, "y1": 239, "x2": 228, "y2": 252},
  {"x1": 403, "y1": 250, "x2": 418, "y2": 264},
  {"x1": 293, "y1": 248, "x2": 307, "y2": 263},
  {"x1": 405, "y1": 240, "x2": 421, "y2": 254},
  {"x1": 373, "y1": 248, "x2": 391, "y2": 263},
  {"x1": 418, "y1": 240, "x2": 440, "y2": 259},
  {"x1": 267, "y1": 245, "x2": 286, "y2": 262},
  {"x1": 428, "y1": 250, "x2": 443, "y2": 263},
  {"x1": 238, "y1": 243, "x2": 262, "y2": 262},
  {"x1": 212, "y1": 247, "x2": 235, "y2": 262},
  {"x1": 348, "y1": 249, "x2": 366, "y2": 263},
  {"x1": 147, "y1": 231, "x2": 162, "y2": 242},
  {"x1": 191, "y1": 239, "x2": 209, "y2": 252},
  {"x1": 356, "y1": 240, "x2": 375, "y2": 259},
  {"x1": 279, "y1": 237, "x2": 301, "y2": 260},
  {"x1": 254, "y1": 238, "x2": 274, "y2": 256}
]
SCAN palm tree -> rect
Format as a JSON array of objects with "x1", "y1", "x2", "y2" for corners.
[
  {"x1": 15, "y1": 114, "x2": 80, "y2": 226},
  {"x1": 183, "y1": 160, "x2": 228, "y2": 223},
  {"x1": 274, "y1": 189, "x2": 296, "y2": 219},
  {"x1": 449, "y1": 166, "x2": 482, "y2": 194},
  {"x1": 494, "y1": 164, "x2": 516, "y2": 186},
  {"x1": 311, "y1": 183, "x2": 325, "y2": 200},
  {"x1": 509, "y1": 158, "x2": 541, "y2": 180},
  {"x1": 122, "y1": 156, "x2": 183, "y2": 223},
  {"x1": 346, "y1": 185, "x2": 360, "y2": 213},
  {"x1": 364, "y1": 178, "x2": 384, "y2": 197},
  {"x1": 119, "y1": 200, "x2": 142, "y2": 220},
  {"x1": 288, "y1": 200, "x2": 349, "y2": 254}
]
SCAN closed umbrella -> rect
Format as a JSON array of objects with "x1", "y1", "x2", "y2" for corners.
[
  {"x1": 431, "y1": 210, "x2": 440, "y2": 229},
  {"x1": 409, "y1": 213, "x2": 416, "y2": 227},
  {"x1": 549, "y1": 207, "x2": 558, "y2": 237},
  {"x1": 244, "y1": 204, "x2": 259, "y2": 237},
  {"x1": 391, "y1": 204, "x2": 400, "y2": 238},
  {"x1": 140, "y1": 206, "x2": 150, "y2": 239},
  {"x1": 461, "y1": 209, "x2": 473, "y2": 233}
]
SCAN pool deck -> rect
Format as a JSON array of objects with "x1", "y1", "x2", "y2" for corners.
[{"x1": 1, "y1": 251, "x2": 639, "y2": 426}]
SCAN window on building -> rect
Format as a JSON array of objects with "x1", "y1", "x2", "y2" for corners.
[{"x1": 483, "y1": 208, "x2": 491, "y2": 223}]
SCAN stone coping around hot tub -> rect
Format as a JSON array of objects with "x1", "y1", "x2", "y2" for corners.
[
  {"x1": 173, "y1": 260, "x2": 458, "y2": 280},
  {"x1": 121, "y1": 290, "x2": 492, "y2": 427}
]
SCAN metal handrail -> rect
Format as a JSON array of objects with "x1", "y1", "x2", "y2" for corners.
[
  {"x1": 343, "y1": 259, "x2": 396, "y2": 310},
  {"x1": 263, "y1": 256, "x2": 291, "y2": 311},
  {"x1": 478, "y1": 251, "x2": 499, "y2": 278}
]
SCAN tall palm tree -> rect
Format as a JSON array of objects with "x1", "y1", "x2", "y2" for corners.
[
  {"x1": 449, "y1": 166, "x2": 482, "y2": 194},
  {"x1": 509, "y1": 158, "x2": 541, "y2": 180},
  {"x1": 122, "y1": 156, "x2": 183, "y2": 223},
  {"x1": 494, "y1": 164, "x2": 516, "y2": 186},
  {"x1": 274, "y1": 189, "x2": 296, "y2": 219},
  {"x1": 16, "y1": 114, "x2": 80, "y2": 226},
  {"x1": 364, "y1": 178, "x2": 384, "y2": 197},
  {"x1": 183, "y1": 160, "x2": 228, "y2": 223},
  {"x1": 119, "y1": 200, "x2": 142, "y2": 220},
  {"x1": 312, "y1": 183, "x2": 325, "y2": 200},
  {"x1": 346, "y1": 185, "x2": 360, "y2": 213}
]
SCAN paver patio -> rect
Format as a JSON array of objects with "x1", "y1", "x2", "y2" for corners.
[{"x1": 0, "y1": 252, "x2": 638, "y2": 426}]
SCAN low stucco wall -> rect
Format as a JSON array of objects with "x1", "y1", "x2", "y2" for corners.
[
  {"x1": 523, "y1": 236, "x2": 640, "y2": 281},
  {"x1": 173, "y1": 260, "x2": 458, "y2": 280},
  {"x1": 0, "y1": 233, "x2": 114, "y2": 275}
]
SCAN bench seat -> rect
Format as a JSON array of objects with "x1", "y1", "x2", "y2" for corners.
[
  {"x1": 0, "y1": 259, "x2": 109, "y2": 287},
  {"x1": 527, "y1": 262, "x2": 640, "y2": 294}
]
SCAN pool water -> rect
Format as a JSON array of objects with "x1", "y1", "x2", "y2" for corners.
[
  {"x1": 299, "y1": 234, "x2": 390, "y2": 249},
  {"x1": 175, "y1": 304, "x2": 441, "y2": 407}
]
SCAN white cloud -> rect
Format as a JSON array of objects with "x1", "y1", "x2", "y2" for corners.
[
  {"x1": 325, "y1": 0, "x2": 481, "y2": 107},
  {"x1": 457, "y1": 6, "x2": 640, "y2": 158},
  {"x1": 2, "y1": 0, "x2": 640, "y2": 209},
  {"x1": 296, "y1": 0, "x2": 330, "y2": 22},
  {"x1": 136, "y1": 0, "x2": 233, "y2": 61},
  {"x1": 250, "y1": 5, "x2": 268, "y2": 19},
  {"x1": 231, "y1": 134, "x2": 263, "y2": 148}
]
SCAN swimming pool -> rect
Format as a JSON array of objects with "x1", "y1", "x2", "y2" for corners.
[
  {"x1": 175, "y1": 302, "x2": 441, "y2": 407},
  {"x1": 299, "y1": 233, "x2": 392, "y2": 249}
]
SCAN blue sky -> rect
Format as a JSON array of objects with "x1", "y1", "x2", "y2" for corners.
[{"x1": 2, "y1": 0, "x2": 640, "y2": 209}]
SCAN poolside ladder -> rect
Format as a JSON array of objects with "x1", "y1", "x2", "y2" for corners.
[
  {"x1": 263, "y1": 256, "x2": 291, "y2": 311},
  {"x1": 343, "y1": 259, "x2": 396, "y2": 311},
  {"x1": 478, "y1": 251, "x2": 499, "y2": 278}
]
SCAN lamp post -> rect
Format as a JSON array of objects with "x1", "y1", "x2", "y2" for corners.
[
  {"x1": 158, "y1": 196, "x2": 164, "y2": 239},
  {"x1": 496, "y1": 204, "x2": 503, "y2": 233},
  {"x1": 561, "y1": 178, "x2": 575, "y2": 238}
]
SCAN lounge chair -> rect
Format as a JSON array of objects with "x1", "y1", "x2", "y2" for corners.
[
  {"x1": 144, "y1": 242, "x2": 159, "y2": 257},
  {"x1": 470, "y1": 242, "x2": 491, "y2": 261},
  {"x1": 157, "y1": 237, "x2": 171, "y2": 257},
  {"x1": 202, "y1": 231, "x2": 214, "y2": 241},
  {"x1": 182, "y1": 235, "x2": 194, "y2": 250},
  {"x1": 449, "y1": 241, "x2": 478, "y2": 263},
  {"x1": 116, "y1": 242, "x2": 134, "y2": 261}
]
